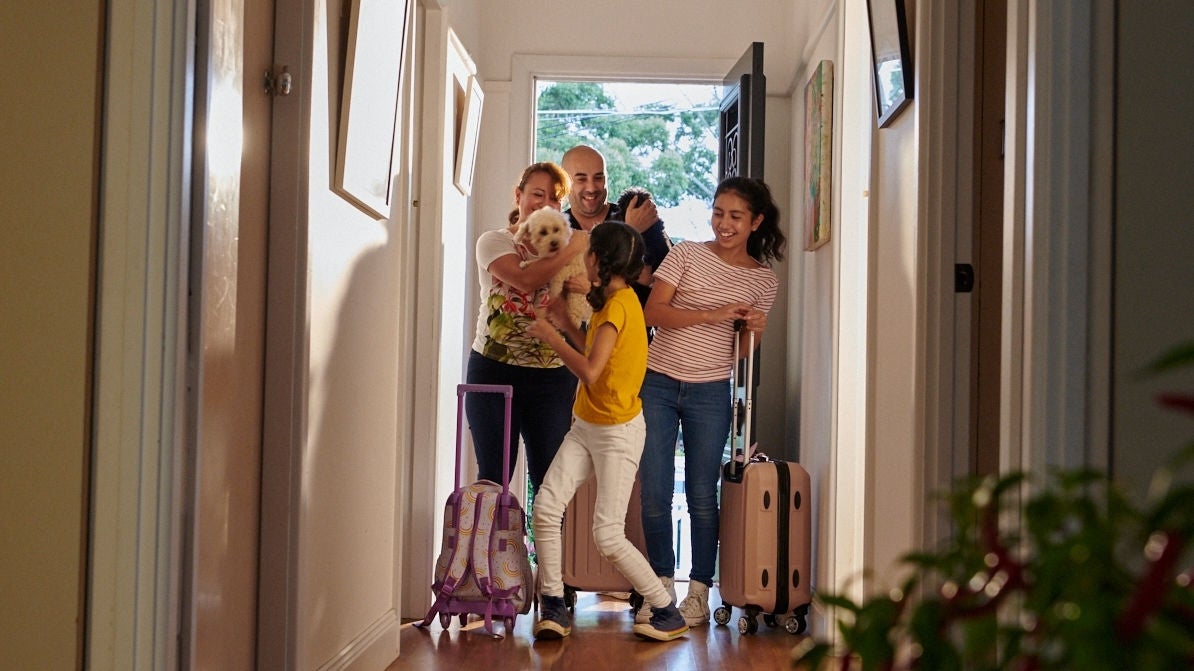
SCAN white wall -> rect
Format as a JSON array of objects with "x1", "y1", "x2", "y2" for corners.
[
  {"x1": 472, "y1": 1, "x2": 804, "y2": 92},
  {"x1": 401, "y1": 10, "x2": 478, "y2": 618},
  {"x1": 280, "y1": 0, "x2": 410, "y2": 667},
  {"x1": 792, "y1": 0, "x2": 843, "y2": 631}
]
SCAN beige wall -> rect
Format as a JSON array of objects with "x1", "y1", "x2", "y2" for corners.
[
  {"x1": 1112, "y1": 1, "x2": 1194, "y2": 495},
  {"x1": 0, "y1": 2, "x2": 103, "y2": 668}
]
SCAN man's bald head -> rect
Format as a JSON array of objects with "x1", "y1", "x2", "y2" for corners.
[{"x1": 561, "y1": 145, "x2": 609, "y2": 225}]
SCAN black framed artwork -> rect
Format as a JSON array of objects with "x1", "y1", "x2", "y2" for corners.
[{"x1": 866, "y1": 0, "x2": 914, "y2": 128}]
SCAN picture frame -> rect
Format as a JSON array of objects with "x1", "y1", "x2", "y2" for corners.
[
  {"x1": 453, "y1": 75, "x2": 484, "y2": 196},
  {"x1": 803, "y1": 60, "x2": 834, "y2": 252},
  {"x1": 334, "y1": 0, "x2": 411, "y2": 219},
  {"x1": 866, "y1": 0, "x2": 914, "y2": 128}
]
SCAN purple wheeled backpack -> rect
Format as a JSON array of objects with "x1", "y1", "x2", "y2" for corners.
[{"x1": 414, "y1": 384, "x2": 534, "y2": 638}]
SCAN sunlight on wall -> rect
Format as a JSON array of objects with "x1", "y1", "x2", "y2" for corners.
[{"x1": 207, "y1": 80, "x2": 244, "y2": 180}]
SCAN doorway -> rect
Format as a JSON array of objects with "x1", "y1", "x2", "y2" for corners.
[{"x1": 533, "y1": 79, "x2": 724, "y2": 581}]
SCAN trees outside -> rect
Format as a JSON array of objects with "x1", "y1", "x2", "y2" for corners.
[{"x1": 535, "y1": 81, "x2": 719, "y2": 210}]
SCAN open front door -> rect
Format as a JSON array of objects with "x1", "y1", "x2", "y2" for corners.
[
  {"x1": 718, "y1": 42, "x2": 765, "y2": 181},
  {"x1": 719, "y1": 43, "x2": 766, "y2": 444}
]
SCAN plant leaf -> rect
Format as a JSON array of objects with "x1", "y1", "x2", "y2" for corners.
[{"x1": 1139, "y1": 341, "x2": 1194, "y2": 376}]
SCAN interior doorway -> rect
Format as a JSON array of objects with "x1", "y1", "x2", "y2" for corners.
[{"x1": 533, "y1": 79, "x2": 725, "y2": 582}]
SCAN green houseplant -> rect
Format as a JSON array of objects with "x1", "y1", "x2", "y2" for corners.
[{"x1": 793, "y1": 343, "x2": 1194, "y2": 671}]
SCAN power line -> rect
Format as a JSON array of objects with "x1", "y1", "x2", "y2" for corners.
[{"x1": 536, "y1": 107, "x2": 718, "y2": 116}]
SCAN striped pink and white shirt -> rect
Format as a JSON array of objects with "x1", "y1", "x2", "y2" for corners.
[{"x1": 647, "y1": 241, "x2": 778, "y2": 383}]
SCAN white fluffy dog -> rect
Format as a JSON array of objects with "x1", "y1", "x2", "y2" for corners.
[{"x1": 514, "y1": 207, "x2": 592, "y2": 326}]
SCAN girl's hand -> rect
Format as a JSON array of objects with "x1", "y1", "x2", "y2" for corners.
[
  {"x1": 564, "y1": 273, "x2": 591, "y2": 296},
  {"x1": 706, "y1": 303, "x2": 752, "y2": 325},
  {"x1": 742, "y1": 308, "x2": 767, "y2": 334},
  {"x1": 526, "y1": 315, "x2": 557, "y2": 342}
]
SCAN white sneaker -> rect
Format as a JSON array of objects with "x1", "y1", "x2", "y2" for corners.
[
  {"x1": 678, "y1": 580, "x2": 710, "y2": 627},
  {"x1": 635, "y1": 576, "x2": 676, "y2": 623}
]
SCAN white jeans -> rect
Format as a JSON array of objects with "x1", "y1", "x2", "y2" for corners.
[{"x1": 533, "y1": 413, "x2": 672, "y2": 610}]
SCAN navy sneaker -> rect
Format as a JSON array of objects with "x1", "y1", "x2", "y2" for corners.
[
  {"x1": 533, "y1": 595, "x2": 572, "y2": 640},
  {"x1": 631, "y1": 602, "x2": 689, "y2": 641}
]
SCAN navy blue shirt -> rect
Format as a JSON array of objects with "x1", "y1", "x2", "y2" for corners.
[
  {"x1": 565, "y1": 203, "x2": 673, "y2": 301},
  {"x1": 566, "y1": 204, "x2": 671, "y2": 344}
]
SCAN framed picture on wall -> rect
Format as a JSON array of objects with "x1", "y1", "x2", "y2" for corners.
[
  {"x1": 334, "y1": 0, "x2": 411, "y2": 219},
  {"x1": 866, "y1": 0, "x2": 914, "y2": 128},
  {"x1": 454, "y1": 75, "x2": 484, "y2": 196},
  {"x1": 803, "y1": 60, "x2": 834, "y2": 251}
]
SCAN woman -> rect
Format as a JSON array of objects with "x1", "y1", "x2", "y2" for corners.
[
  {"x1": 636, "y1": 176, "x2": 787, "y2": 627},
  {"x1": 465, "y1": 162, "x2": 588, "y2": 494}
]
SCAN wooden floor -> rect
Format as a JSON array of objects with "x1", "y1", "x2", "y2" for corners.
[{"x1": 389, "y1": 583, "x2": 806, "y2": 670}]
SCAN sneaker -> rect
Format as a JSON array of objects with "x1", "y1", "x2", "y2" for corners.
[
  {"x1": 635, "y1": 576, "x2": 677, "y2": 624},
  {"x1": 632, "y1": 602, "x2": 689, "y2": 641},
  {"x1": 678, "y1": 580, "x2": 710, "y2": 627},
  {"x1": 533, "y1": 595, "x2": 572, "y2": 640}
]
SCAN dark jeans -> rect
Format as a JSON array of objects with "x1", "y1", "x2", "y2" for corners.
[
  {"x1": 639, "y1": 370, "x2": 732, "y2": 586},
  {"x1": 465, "y1": 350, "x2": 577, "y2": 494}
]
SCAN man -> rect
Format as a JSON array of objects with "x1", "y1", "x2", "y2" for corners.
[
  {"x1": 559, "y1": 145, "x2": 672, "y2": 305},
  {"x1": 561, "y1": 145, "x2": 654, "y2": 232}
]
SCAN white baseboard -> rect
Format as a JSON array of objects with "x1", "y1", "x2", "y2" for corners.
[{"x1": 317, "y1": 610, "x2": 400, "y2": 671}]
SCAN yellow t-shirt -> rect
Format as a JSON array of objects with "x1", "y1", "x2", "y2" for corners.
[{"x1": 573, "y1": 287, "x2": 647, "y2": 425}]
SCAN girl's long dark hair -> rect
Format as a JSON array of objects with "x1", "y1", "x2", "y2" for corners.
[
  {"x1": 586, "y1": 221, "x2": 645, "y2": 312},
  {"x1": 715, "y1": 177, "x2": 786, "y2": 265}
]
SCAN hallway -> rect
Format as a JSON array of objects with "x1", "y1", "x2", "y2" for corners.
[{"x1": 391, "y1": 585, "x2": 804, "y2": 670}]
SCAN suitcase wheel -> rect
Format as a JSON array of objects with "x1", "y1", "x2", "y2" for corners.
[
  {"x1": 439, "y1": 613, "x2": 451, "y2": 628},
  {"x1": 785, "y1": 603, "x2": 811, "y2": 635},
  {"x1": 563, "y1": 585, "x2": 578, "y2": 610},
  {"x1": 713, "y1": 605, "x2": 731, "y2": 626},
  {"x1": 737, "y1": 614, "x2": 758, "y2": 635}
]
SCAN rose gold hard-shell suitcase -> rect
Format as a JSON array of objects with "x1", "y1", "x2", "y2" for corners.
[
  {"x1": 560, "y1": 474, "x2": 647, "y2": 610},
  {"x1": 715, "y1": 324, "x2": 812, "y2": 635}
]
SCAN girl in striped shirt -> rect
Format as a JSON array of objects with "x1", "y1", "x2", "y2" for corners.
[{"x1": 635, "y1": 177, "x2": 787, "y2": 627}]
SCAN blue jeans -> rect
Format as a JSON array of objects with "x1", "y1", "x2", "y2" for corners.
[
  {"x1": 639, "y1": 370, "x2": 731, "y2": 586},
  {"x1": 465, "y1": 350, "x2": 577, "y2": 494}
]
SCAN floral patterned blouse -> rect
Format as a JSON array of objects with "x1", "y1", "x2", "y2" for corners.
[{"x1": 470, "y1": 228, "x2": 564, "y2": 368}]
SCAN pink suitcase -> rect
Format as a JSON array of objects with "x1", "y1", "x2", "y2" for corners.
[
  {"x1": 560, "y1": 473, "x2": 648, "y2": 610},
  {"x1": 715, "y1": 324, "x2": 812, "y2": 635}
]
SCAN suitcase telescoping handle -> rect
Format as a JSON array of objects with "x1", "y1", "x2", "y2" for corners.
[
  {"x1": 455, "y1": 383, "x2": 514, "y2": 494},
  {"x1": 727, "y1": 320, "x2": 756, "y2": 481}
]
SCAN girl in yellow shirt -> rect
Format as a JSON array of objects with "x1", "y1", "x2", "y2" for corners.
[{"x1": 527, "y1": 221, "x2": 688, "y2": 643}]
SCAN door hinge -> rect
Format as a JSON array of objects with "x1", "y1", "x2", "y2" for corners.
[
  {"x1": 264, "y1": 66, "x2": 292, "y2": 97},
  {"x1": 955, "y1": 263, "x2": 975, "y2": 293}
]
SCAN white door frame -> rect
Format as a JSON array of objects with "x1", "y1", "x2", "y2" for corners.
[
  {"x1": 1001, "y1": 0, "x2": 1114, "y2": 479},
  {"x1": 89, "y1": 0, "x2": 194, "y2": 668}
]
